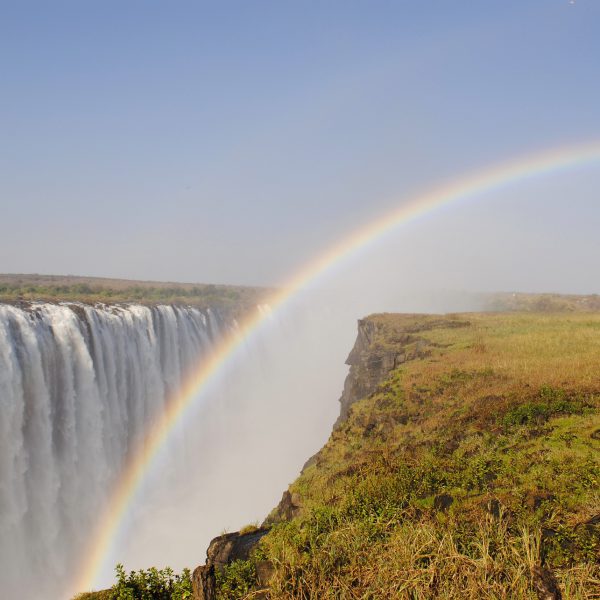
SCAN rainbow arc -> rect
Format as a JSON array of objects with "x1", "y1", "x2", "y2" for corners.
[{"x1": 72, "y1": 140, "x2": 600, "y2": 595}]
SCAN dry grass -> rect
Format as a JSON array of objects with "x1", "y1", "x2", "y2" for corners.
[{"x1": 263, "y1": 520, "x2": 598, "y2": 599}]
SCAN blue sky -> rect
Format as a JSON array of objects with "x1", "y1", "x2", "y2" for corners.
[{"x1": 1, "y1": 1, "x2": 599, "y2": 290}]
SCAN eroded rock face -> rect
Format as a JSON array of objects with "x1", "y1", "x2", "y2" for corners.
[
  {"x1": 191, "y1": 564, "x2": 216, "y2": 600},
  {"x1": 336, "y1": 319, "x2": 386, "y2": 425},
  {"x1": 335, "y1": 317, "x2": 441, "y2": 427},
  {"x1": 191, "y1": 528, "x2": 270, "y2": 600},
  {"x1": 264, "y1": 490, "x2": 303, "y2": 526},
  {"x1": 207, "y1": 528, "x2": 270, "y2": 569}
]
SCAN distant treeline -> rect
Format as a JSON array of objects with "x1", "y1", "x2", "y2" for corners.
[
  {"x1": 485, "y1": 292, "x2": 600, "y2": 313},
  {"x1": 0, "y1": 281, "x2": 268, "y2": 313}
]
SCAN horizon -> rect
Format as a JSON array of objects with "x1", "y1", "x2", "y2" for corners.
[{"x1": 2, "y1": 271, "x2": 599, "y2": 298}]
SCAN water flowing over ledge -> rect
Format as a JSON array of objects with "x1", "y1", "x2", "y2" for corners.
[{"x1": 0, "y1": 302, "x2": 227, "y2": 600}]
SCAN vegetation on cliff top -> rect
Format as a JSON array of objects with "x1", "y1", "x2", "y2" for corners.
[
  {"x1": 0, "y1": 274, "x2": 269, "y2": 314},
  {"x1": 218, "y1": 312, "x2": 600, "y2": 599}
]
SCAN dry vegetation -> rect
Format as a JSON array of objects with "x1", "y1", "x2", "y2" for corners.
[{"x1": 216, "y1": 312, "x2": 600, "y2": 599}]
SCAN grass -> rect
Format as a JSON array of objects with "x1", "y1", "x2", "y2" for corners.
[{"x1": 214, "y1": 312, "x2": 600, "y2": 599}]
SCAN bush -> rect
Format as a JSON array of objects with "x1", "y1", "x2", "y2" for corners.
[
  {"x1": 112, "y1": 563, "x2": 192, "y2": 600},
  {"x1": 215, "y1": 560, "x2": 256, "y2": 599},
  {"x1": 501, "y1": 386, "x2": 581, "y2": 427}
]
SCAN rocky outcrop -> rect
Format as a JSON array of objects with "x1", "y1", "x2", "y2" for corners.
[
  {"x1": 263, "y1": 490, "x2": 303, "y2": 526},
  {"x1": 192, "y1": 528, "x2": 270, "y2": 600},
  {"x1": 206, "y1": 528, "x2": 270, "y2": 569},
  {"x1": 334, "y1": 316, "x2": 454, "y2": 426},
  {"x1": 192, "y1": 564, "x2": 216, "y2": 600}
]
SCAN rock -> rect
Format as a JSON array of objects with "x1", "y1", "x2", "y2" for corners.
[
  {"x1": 207, "y1": 528, "x2": 270, "y2": 570},
  {"x1": 264, "y1": 490, "x2": 302, "y2": 525},
  {"x1": 531, "y1": 564, "x2": 562, "y2": 600},
  {"x1": 191, "y1": 528, "x2": 270, "y2": 600},
  {"x1": 192, "y1": 564, "x2": 216, "y2": 600},
  {"x1": 433, "y1": 494, "x2": 454, "y2": 511},
  {"x1": 256, "y1": 560, "x2": 275, "y2": 585},
  {"x1": 335, "y1": 320, "x2": 403, "y2": 426}
]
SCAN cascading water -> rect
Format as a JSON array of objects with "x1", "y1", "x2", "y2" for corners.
[{"x1": 0, "y1": 302, "x2": 226, "y2": 599}]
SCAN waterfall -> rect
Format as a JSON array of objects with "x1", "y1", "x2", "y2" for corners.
[{"x1": 0, "y1": 302, "x2": 226, "y2": 599}]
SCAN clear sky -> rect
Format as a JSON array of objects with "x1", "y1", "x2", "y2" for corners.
[{"x1": 1, "y1": 1, "x2": 599, "y2": 291}]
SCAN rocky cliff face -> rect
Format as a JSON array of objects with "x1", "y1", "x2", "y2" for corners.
[
  {"x1": 192, "y1": 529, "x2": 271, "y2": 600},
  {"x1": 334, "y1": 316, "x2": 438, "y2": 426}
]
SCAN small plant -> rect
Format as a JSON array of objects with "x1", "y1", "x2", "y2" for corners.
[{"x1": 239, "y1": 522, "x2": 260, "y2": 535}]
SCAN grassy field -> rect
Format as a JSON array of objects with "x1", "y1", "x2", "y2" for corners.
[
  {"x1": 214, "y1": 312, "x2": 600, "y2": 599},
  {"x1": 0, "y1": 273, "x2": 270, "y2": 315}
]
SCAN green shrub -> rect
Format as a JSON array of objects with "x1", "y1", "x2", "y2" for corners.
[
  {"x1": 501, "y1": 386, "x2": 582, "y2": 427},
  {"x1": 112, "y1": 563, "x2": 192, "y2": 600},
  {"x1": 215, "y1": 560, "x2": 256, "y2": 599}
]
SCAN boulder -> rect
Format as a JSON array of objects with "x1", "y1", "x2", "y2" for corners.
[{"x1": 191, "y1": 527, "x2": 270, "y2": 600}]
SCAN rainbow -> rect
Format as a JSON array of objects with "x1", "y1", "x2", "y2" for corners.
[{"x1": 72, "y1": 140, "x2": 600, "y2": 595}]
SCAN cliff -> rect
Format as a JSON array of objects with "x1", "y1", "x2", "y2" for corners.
[
  {"x1": 335, "y1": 315, "x2": 470, "y2": 426},
  {"x1": 193, "y1": 312, "x2": 600, "y2": 599}
]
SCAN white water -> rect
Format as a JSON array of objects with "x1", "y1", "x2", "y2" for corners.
[{"x1": 0, "y1": 302, "x2": 225, "y2": 600}]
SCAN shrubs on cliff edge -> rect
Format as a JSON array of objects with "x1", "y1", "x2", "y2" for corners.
[
  {"x1": 73, "y1": 564, "x2": 192, "y2": 600},
  {"x1": 214, "y1": 559, "x2": 257, "y2": 599},
  {"x1": 112, "y1": 564, "x2": 192, "y2": 600}
]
